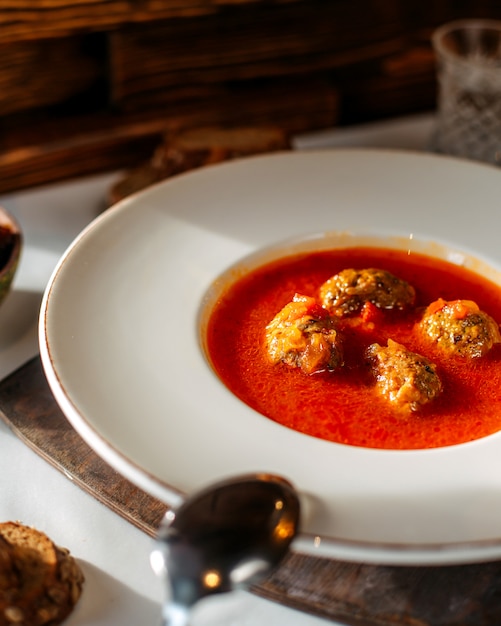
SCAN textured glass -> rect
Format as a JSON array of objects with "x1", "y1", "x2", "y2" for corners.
[{"x1": 432, "y1": 19, "x2": 501, "y2": 165}]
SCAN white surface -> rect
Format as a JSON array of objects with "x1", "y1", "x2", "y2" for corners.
[
  {"x1": 294, "y1": 112, "x2": 435, "y2": 151},
  {"x1": 0, "y1": 113, "x2": 462, "y2": 625},
  {"x1": 39, "y1": 125, "x2": 501, "y2": 566},
  {"x1": 0, "y1": 167, "x2": 337, "y2": 626}
]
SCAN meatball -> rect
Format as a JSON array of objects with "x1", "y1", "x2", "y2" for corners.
[
  {"x1": 419, "y1": 298, "x2": 501, "y2": 358},
  {"x1": 319, "y1": 268, "x2": 416, "y2": 317},
  {"x1": 265, "y1": 293, "x2": 343, "y2": 374},
  {"x1": 367, "y1": 339, "x2": 442, "y2": 413}
]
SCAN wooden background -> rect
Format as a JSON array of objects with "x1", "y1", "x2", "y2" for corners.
[{"x1": 1, "y1": 0, "x2": 500, "y2": 194}]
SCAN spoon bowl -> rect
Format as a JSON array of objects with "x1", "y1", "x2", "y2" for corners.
[{"x1": 151, "y1": 473, "x2": 300, "y2": 626}]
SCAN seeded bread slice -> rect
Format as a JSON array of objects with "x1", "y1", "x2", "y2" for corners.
[
  {"x1": 0, "y1": 522, "x2": 84, "y2": 626},
  {"x1": 0, "y1": 536, "x2": 17, "y2": 594}
]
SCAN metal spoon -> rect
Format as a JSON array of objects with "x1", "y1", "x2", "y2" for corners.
[{"x1": 150, "y1": 473, "x2": 301, "y2": 626}]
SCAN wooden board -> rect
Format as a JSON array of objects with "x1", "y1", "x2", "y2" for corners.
[
  {"x1": 1, "y1": 356, "x2": 501, "y2": 625},
  {"x1": 0, "y1": 355, "x2": 168, "y2": 536},
  {"x1": 0, "y1": 77, "x2": 339, "y2": 195},
  {"x1": 0, "y1": 0, "x2": 450, "y2": 194},
  {"x1": 109, "y1": 1, "x2": 404, "y2": 104},
  {"x1": 0, "y1": 0, "x2": 285, "y2": 43}
]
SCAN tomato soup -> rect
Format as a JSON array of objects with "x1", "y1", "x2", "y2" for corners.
[{"x1": 205, "y1": 247, "x2": 501, "y2": 450}]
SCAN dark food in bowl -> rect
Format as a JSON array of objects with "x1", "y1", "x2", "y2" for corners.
[
  {"x1": 0, "y1": 209, "x2": 22, "y2": 307},
  {"x1": 0, "y1": 226, "x2": 17, "y2": 268}
]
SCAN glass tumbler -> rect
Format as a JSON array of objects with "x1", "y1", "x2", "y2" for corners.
[{"x1": 432, "y1": 19, "x2": 501, "y2": 165}]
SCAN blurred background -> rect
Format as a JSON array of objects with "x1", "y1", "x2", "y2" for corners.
[{"x1": 1, "y1": 0, "x2": 500, "y2": 195}]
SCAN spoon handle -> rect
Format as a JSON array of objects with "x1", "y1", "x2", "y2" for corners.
[{"x1": 162, "y1": 603, "x2": 191, "y2": 626}]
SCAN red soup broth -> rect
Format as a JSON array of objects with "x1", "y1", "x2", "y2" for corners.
[{"x1": 205, "y1": 247, "x2": 501, "y2": 450}]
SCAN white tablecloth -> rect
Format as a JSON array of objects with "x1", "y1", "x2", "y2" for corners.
[{"x1": 0, "y1": 113, "x2": 436, "y2": 626}]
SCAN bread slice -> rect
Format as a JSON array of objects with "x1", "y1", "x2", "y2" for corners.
[
  {"x1": 0, "y1": 536, "x2": 17, "y2": 595},
  {"x1": 0, "y1": 522, "x2": 84, "y2": 626},
  {"x1": 109, "y1": 125, "x2": 290, "y2": 205}
]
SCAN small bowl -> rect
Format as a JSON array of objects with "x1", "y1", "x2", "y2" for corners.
[{"x1": 0, "y1": 206, "x2": 22, "y2": 306}]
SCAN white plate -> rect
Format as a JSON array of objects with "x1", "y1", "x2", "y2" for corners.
[{"x1": 39, "y1": 149, "x2": 501, "y2": 565}]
